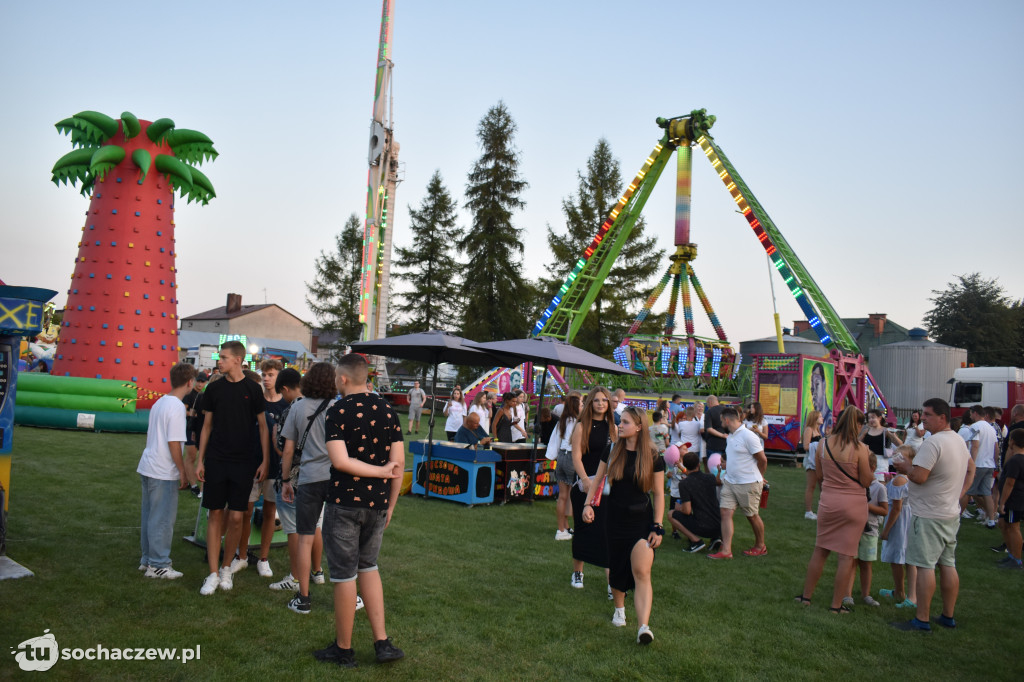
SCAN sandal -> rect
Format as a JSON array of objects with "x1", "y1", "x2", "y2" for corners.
[
  {"x1": 794, "y1": 595, "x2": 811, "y2": 606},
  {"x1": 828, "y1": 605, "x2": 853, "y2": 614}
]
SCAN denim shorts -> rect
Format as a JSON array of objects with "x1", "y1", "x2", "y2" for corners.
[
  {"x1": 295, "y1": 480, "x2": 330, "y2": 536},
  {"x1": 555, "y1": 449, "x2": 575, "y2": 485},
  {"x1": 274, "y1": 489, "x2": 297, "y2": 535},
  {"x1": 323, "y1": 505, "x2": 388, "y2": 582}
]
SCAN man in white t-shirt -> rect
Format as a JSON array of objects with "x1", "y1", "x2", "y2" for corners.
[
  {"x1": 708, "y1": 406, "x2": 767, "y2": 560},
  {"x1": 892, "y1": 398, "x2": 974, "y2": 632},
  {"x1": 968, "y1": 405, "x2": 999, "y2": 527},
  {"x1": 137, "y1": 363, "x2": 196, "y2": 579}
]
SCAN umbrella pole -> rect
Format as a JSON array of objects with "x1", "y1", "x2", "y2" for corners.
[
  {"x1": 529, "y1": 365, "x2": 549, "y2": 503},
  {"x1": 424, "y1": 361, "x2": 439, "y2": 500}
]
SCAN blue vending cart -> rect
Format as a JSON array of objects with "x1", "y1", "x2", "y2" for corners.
[{"x1": 410, "y1": 440, "x2": 499, "y2": 506}]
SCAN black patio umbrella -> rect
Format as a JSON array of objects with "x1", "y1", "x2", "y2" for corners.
[
  {"x1": 463, "y1": 337, "x2": 639, "y2": 500},
  {"x1": 350, "y1": 330, "x2": 522, "y2": 498}
]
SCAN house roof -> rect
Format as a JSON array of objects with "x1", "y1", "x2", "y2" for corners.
[
  {"x1": 795, "y1": 317, "x2": 911, "y2": 357},
  {"x1": 181, "y1": 303, "x2": 308, "y2": 327}
]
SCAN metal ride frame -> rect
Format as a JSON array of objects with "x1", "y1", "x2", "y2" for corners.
[
  {"x1": 532, "y1": 110, "x2": 863, "y2": 401},
  {"x1": 359, "y1": 0, "x2": 400, "y2": 346}
]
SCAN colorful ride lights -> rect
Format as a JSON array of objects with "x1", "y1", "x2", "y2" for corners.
[
  {"x1": 660, "y1": 345, "x2": 672, "y2": 371},
  {"x1": 613, "y1": 345, "x2": 631, "y2": 369},
  {"x1": 732, "y1": 352, "x2": 743, "y2": 379},
  {"x1": 677, "y1": 347, "x2": 689, "y2": 376},
  {"x1": 693, "y1": 346, "x2": 706, "y2": 375},
  {"x1": 710, "y1": 347, "x2": 722, "y2": 376}
]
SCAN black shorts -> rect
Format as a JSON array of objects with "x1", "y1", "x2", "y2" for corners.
[
  {"x1": 295, "y1": 480, "x2": 330, "y2": 536},
  {"x1": 671, "y1": 510, "x2": 721, "y2": 540},
  {"x1": 202, "y1": 457, "x2": 256, "y2": 512}
]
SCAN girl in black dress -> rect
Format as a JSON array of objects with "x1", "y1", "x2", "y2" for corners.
[
  {"x1": 583, "y1": 405, "x2": 665, "y2": 645},
  {"x1": 568, "y1": 387, "x2": 617, "y2": 592},
  {"x1": 491, "y1": 392, "x2": 515, "y2": 443}
]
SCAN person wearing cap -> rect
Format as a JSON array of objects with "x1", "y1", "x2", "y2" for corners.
[{"x1": 182, "y1": 371, "x2": 209, "y2": 497}]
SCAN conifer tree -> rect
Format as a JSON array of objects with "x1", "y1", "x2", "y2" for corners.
[
  {"x1": 306, "y1": 213, "x2": 363, "y2": 357},
  {"x1": 460, "y1": 102, "x2": 530, "y2": 341},
  {"x1": 393, "y1": 171, "x2": 463, "y2": 333},
  {"x1": 542, "y1": 139, "x2": 665, "y2": 356}
]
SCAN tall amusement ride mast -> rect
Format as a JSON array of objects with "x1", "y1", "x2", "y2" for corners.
[{"x1": 359, "y1": 0, "x2": 400, "y2": 343}]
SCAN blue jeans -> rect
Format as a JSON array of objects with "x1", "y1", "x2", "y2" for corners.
[{"x1": 140, "y1": 475, "x2": 179, "y2": 568}]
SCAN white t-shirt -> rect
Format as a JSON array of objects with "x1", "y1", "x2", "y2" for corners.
[
  {"x1": 511, "y1": 403, "x2": 528, "y2": 442},
  {"x1": 974, "y1": 420, "x2": 998, "y2": 469},
  {"x1": 742, "y1": 418, "x2": 767, "y2": 440},
  {"x1": 723, "y1": 427, "x2": 764, "y2": 485},
  {"x1": 552, "y1": 403, "x2": 564, "y2": 418},
  {"x1": 555, "y1": 416, "x2": 577, "y2": 451},
  {"x1": 137, "y1": 394, "x2": 187, "y2": 481},
  {"x1": 444, "y1": 401, "x2": 467, "y2": 433},
  {"x1": 910, "y1": 429, "x2": 970, "y2": 519},
  {"x1": 468, "y1": 404, "x2": 490, "y2": 434},
  {"x1": 672, "y1": 420, "x2": 702, "y2": 452},
  {"x1": 957, "y1": 424, "x2": 978, "y2": 449}
]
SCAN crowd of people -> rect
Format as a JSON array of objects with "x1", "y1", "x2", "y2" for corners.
[{"x1": 136, "y1": 348, "x2": 1024, "y2": 659}]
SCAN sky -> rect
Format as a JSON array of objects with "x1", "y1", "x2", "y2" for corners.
[{"x1": 2, "y1": 0, "x2": 1022, "y2": 351}]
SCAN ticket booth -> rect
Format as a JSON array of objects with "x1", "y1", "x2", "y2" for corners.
[{"x1": 410, "y1": 440, "x2": 499, "y2": 506}]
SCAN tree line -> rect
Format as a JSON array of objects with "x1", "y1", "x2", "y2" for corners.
[{"x1": 306, "y1": 101, "x2": 662, "y2": 362}]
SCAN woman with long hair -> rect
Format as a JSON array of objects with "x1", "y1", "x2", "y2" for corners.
[
  {"x1": 568, "y1": 387, "x2": 617, "y2": 592},
  {"x1": 903, "y1": 410, "x2": 925, "y2": 452},
  {"x1": 468, "y1": 391, "x2": 492, "y2": 435},
  {"x1": 802, "y1": 409, "x2": 825, "y2": 520},
  {"x1": 744, "y1": 401, "x2": 768, "y2": 441},
  {"x1": 582, "y1": 405, "x2": 665, "y2": 644},
  {"x1": 861, "y1": 408, "x2": 902, "y2": 474},
  {"x1": 491, "y1": 392, "x2": 515, "y2": 443},
  {"x1": 551, "y1": 393, "x2": 582, "y2": 541},
  {"x1": 443, "y1": 387, "x2": 468, "y2": 441},
  {"x1": 796, "y1": 406, "x2": 874, "y2": 613}
]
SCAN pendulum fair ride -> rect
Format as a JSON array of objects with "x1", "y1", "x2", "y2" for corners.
[
  {"x1": 357, "y1": 0, "x2": 401, "y2": 383},
  {"x1": 531, "y1": 110, "x2": 890, "y2": 443}
]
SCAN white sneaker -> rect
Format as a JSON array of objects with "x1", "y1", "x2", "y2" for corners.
[
  {"x1": 842, "y1": 596, "x2": 854, "y2": 607},
  {"x1": 356, "y1": 596, "x2": 365, "y2": 611},
  {"x1": 961, "y1": 509, "x2": 975, "y2": 519},
  {"x1": 555, "y1": 529, "x2": 572, "y2": 541},
  {"x1": 230, "y1": 557, "x2": 248, "y2": 574},
  {"x1": 311, "y1": 570, "x2": 326, "y2": 584},
  {"x1": 862, "y1": 595, "x2": 881, "y2": 607},
  {"x1": 145, "y1": 565, "x2": 183, "y2": 580},
  {"x1": 218, "y1": 566, "x2": 234, "y2": 591},
  {"x1": 200, "y1": 572, "x2": 220, "y2": 596},
  {"x1": 571, "y1": 571, "x2": 584, "y2": 589},
  {"x1": 637, "y1": 624, "x2": 654, "y2": 644},
  {"x1": 138, "y1": 563, "x2": 148, "y2": 572},
  {"x1": 256, "y1": 559, "x2": 273, "y2": 577},
  {"x1": 612, "y1": 608, "x2": 626, "y2": 627},
  {"x1": 608, "y1": 584, "x2": 614, "y2": 601},
  {"x1": 270, "y1": 574, "x2": 298, "y2": 591},
  {"x1": 804, "y1": 511, "x2": 817, "y2": 520}
]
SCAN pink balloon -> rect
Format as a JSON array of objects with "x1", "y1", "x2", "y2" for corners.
[
  {"x1": 664, "y1": 445, "x2": 680, "y2": 468},
  {"x1": 706, "y1": 453, "x2": 722, "y2": 474}
]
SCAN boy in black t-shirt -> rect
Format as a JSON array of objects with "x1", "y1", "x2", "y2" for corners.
[
  {"x1": 996, "y1": 428, "x2": 1024, "y2": 569},
  {"x1": 313, "y1": 354, "x2": 405, "y2": 668},
  {"x1": 195, "y1": 341, "x2": 269, "y2": 596},
  {"x1": 671, "y1": 452, "x2": 723, "y2": 553}
]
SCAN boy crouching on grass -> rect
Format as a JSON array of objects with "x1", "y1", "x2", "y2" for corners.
[{"x1": 137, "y1": 363, "x2": 197, "y2": 579}]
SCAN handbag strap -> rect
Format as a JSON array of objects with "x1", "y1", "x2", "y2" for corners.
[
  {"x1": 295, "y1": 399, "x2": 331, "y2": 453},
  {"x1": 824, "y1": 437, "x2": 866, "y2": 488}
]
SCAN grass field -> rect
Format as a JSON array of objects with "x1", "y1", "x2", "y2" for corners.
[{"x1": 2, "y1": 422, "x2": 1019, "y2": 680}]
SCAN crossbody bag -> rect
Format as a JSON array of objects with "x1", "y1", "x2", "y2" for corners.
[{"x1": 284, "y1": 399, "x2": 331, "y2": 484}]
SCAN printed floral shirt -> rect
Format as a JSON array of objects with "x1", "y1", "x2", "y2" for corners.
[{"x1": 325, "y1": 392, "x2": 404, "y2": 508}]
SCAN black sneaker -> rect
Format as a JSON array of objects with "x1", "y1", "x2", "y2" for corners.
[
  {"x1": 374, "y1": 638, "x2": 405, "y2": 663},
  {"x1": 313, "y1": 641, "x2": 357, "y2": 668},
  {"x1": 672, "y1": 531, "x2": 681, "y2": 540},
  {"x1": 288, "y1": 592, "x2": 311, "y2": 615},
  {"x1": 991, "y1": 543, "x2": 1007, "y2": 553},
  {"x1": 189, "y1": 485, "x2": 202, "y2": 498},
  {"x1": 686, "y1": 540, "x2": 706, "y2": 553},
  {"x1": 708, "y1": 538, "x2": 722, "y2": 553}
]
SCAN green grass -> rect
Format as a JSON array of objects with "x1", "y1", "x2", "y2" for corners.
[{"x1": 2, "y1": 422, "x2": 1020, "y2": 680}]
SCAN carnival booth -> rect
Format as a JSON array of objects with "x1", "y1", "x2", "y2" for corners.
[
  {"x1": 410, "y1": 440, "x2": 499, "y2": 506},
  {"x1": 752, "y1": 351, "x2": 890, "y2": 453}
]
